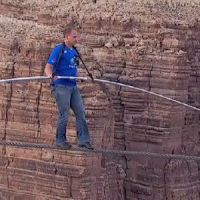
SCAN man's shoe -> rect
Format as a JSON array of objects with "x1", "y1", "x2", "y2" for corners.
[
  {"x1": 78, "y1": 143, "x2": 94, "y2": 150},
  {"x1": 56, "y1": 143, "x2": 71, "y2": 150}
]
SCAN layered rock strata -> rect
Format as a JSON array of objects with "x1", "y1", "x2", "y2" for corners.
[{"x1": 0, "y1": 0, "x2": 200, "y2": 199}]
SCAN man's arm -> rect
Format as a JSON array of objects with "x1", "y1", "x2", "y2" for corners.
[
  {"x1": 44, "y1": 63, "x2": 53, "y2": 77},
  {"x1": 45, "y1": 44, "x2": 63, "y2": 77}
]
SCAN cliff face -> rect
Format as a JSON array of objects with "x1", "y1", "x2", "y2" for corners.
[{"x1": 0, "y1": 0, "x2": 200, "y2": 199}]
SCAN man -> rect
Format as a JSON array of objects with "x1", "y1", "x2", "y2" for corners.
[{"x1": 45, "y1": 26, "x2": 93, "y2": 150}]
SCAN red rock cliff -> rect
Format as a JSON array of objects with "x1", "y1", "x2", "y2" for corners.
[{"x1": 0, "y1": 0, "x2": 200, "y2": 199}]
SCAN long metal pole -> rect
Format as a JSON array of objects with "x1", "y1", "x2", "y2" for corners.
[{"x1": 0, "y1": 75, "x2": 199, "y2": 111}]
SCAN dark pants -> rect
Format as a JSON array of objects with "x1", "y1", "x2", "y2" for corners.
[{"x1": 52, "y1": 85, "x2": 91, "y2": 145}]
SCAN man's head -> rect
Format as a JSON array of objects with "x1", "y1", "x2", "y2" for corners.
[{"x1": 63, "y1": 26, "x2": 80, "y2": 47}]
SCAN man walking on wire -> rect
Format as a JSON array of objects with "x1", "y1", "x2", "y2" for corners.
[{"x1": 45, "y1": 26, "x2": 93, "y2": 150}]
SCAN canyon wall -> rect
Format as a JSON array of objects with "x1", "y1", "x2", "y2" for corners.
[{"x1": 0, "y1": 0, "x2": 200, "y2": 199}]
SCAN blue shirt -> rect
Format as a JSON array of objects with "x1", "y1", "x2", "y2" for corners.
[{"x1": 48, "y1": 43, "x2": 79, "y2": 86}]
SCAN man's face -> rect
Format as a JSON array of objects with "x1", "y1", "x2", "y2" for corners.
[{"x1": 65, "y1": 30, "x2": 79, "y2": 46}]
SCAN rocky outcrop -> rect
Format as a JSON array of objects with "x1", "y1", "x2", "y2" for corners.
[{"x1": 0, "y1": 0, "x2": 200, "y2": 199}]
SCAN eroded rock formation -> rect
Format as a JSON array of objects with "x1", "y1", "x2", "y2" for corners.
[{"x1": 0, "y1": 0, "x2": 200, "y2": 199}]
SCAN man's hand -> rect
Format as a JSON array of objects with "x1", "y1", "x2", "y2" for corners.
[
  {"x1": 45, "y1": 63, "x2": 58, "y2": 80},
  {"x1": 51, "y1": 74, "x2": 58, "y2": 80}
]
